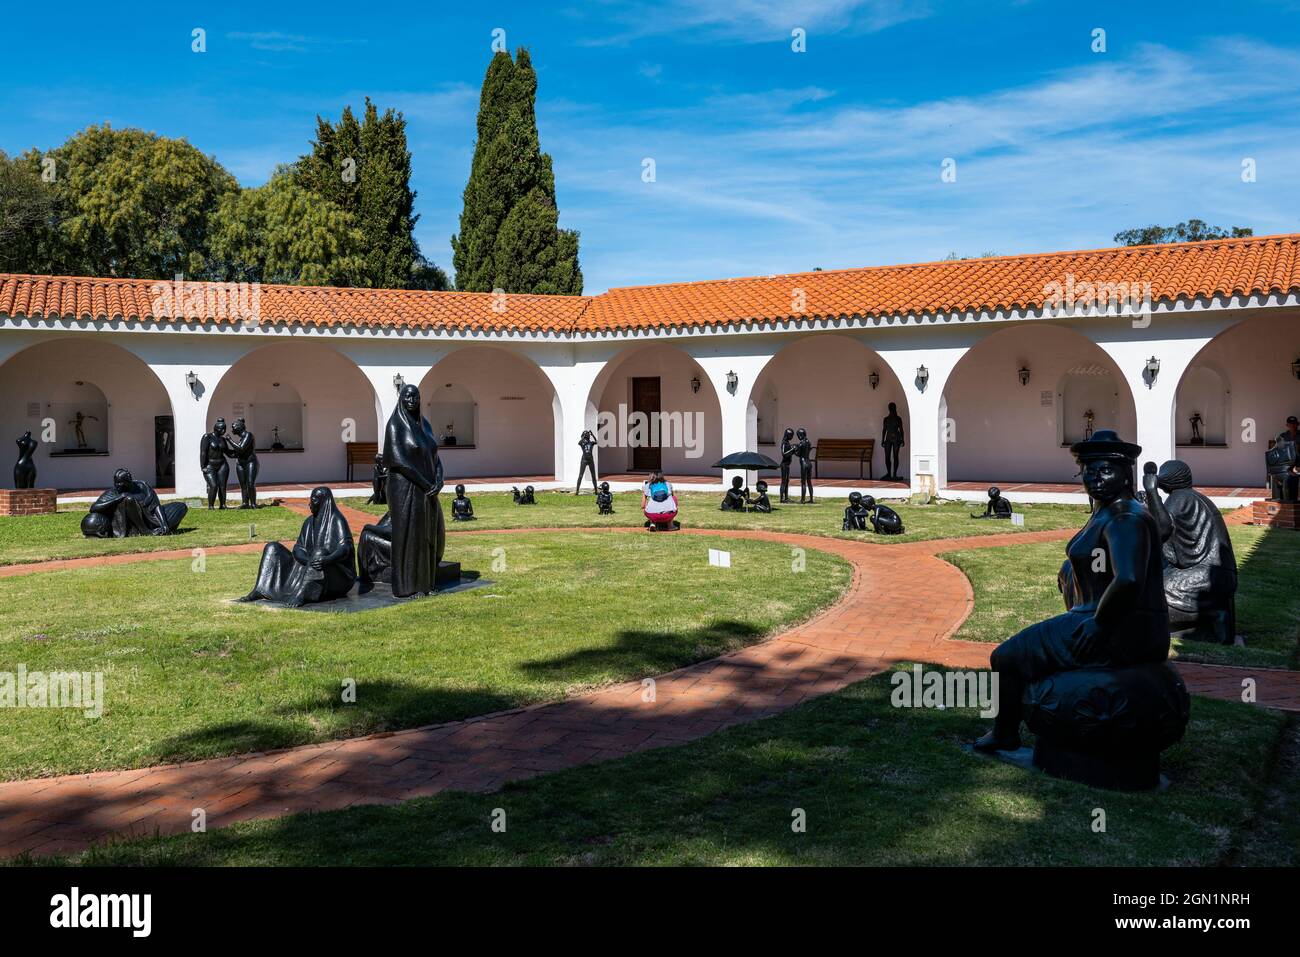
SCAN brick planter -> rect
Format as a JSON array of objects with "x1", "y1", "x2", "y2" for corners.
[
  {"x1": 0, "y1": 488, "x2": 57, "y2": 516},
  {"x1": 1251, "y1": 499, "x2": 1300, "y2": 529}
]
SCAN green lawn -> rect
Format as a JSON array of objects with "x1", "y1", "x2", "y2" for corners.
[
  {"x1": 0, "y1": 531, "x2": 849, "y2": 781},
  {"x1": 355, "y1": 490, "x2": 1089, "y2": 544},
  {"x1": 38, "y1": 669, "x2": 1288, "y2": 867},
  {"x1": 942, "y1": 525, "x2": 1300, "y2": 669},
  {"x1": 0, "y1": 501, "x2": 304, "y2": 566}
]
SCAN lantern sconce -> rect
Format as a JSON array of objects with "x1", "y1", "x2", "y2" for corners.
[
  {"x1": 916, "y1": 365, "x2": 929, "y2": 391},
  {"x1": 1018, "y1": 366, "x2": 1031, "y2": 387},
  {"x1": 185, "y1": 370, "x2": 199, "y2": 398},
  {"x1": 726, "y1": 370, "x2": 739, "y2": 395},
  {"x1": 690, "y1": 375, "x2": 701, "y2": 394},
  {"x1": 393, "y1": 373, "x2": 406, "y2": 393},
  {"x1": 868, "y1": 370, "x2": 880, "y2": 390},
  {"x1": 1144, "y1": 356, "x2": 1160, "y2": 388},
  {"x1": 1291, "y1": 357, "x2": 1300, "y2": 380}
]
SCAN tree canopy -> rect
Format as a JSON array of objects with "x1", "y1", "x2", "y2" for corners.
[{"x1": 1113, "y1": 220, "x2": 1254, "y2": 246}]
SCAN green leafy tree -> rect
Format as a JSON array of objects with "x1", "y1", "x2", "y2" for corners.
[
  {"x1": 451, "y1": 48, "x2": 582, "y2": 294},
  {"x1": 1114, "y1": 220, "x2": 1253, "y2": 246},
  {"x1": 0, "y1": 150, "x2": 62, "y2": 273}
]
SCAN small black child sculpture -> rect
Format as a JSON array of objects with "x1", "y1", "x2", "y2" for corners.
[
  {"x1": 972, "y1": 485, "x2": 1014, "y2": 520},
  {"x1": 842, "y1": 491, "x2": 870, "y2": 530},
  {"x1": 720, "y1": 475, "x2": 749, "y2": 511},
  {"x1": 451, "y1": 483, "x2": 475, "y2": 521},
  {"x1": 751, "y1": 479, "x2": 772, "y2": 513},
  {"x1": 596, "y1": 481, "x2": 615, "y2": 514},
  {"x1": 512, "y1": 485, "x2": 536, "y2": 505},
  {"x1": 861, "y1": 494, "x2": 904, "y2": 534}
]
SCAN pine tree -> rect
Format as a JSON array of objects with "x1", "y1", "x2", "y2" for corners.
[{"x1": 451, "y1": 48, "x2": 582, "y2": 294}]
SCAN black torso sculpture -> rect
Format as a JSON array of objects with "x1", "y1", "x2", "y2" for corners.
[
  {"x1": 881, "y1": 403, "x2": 905, "y2": 481},
  {"x1": 576, "y1": 430, "x2": 598, "y2": 494},
  {"x1": 974, "y1": 430, "x2": 1190, "y2": 790},
  {"x1": 796, "y1": 428, "x2": 814, "y2": 503},
  {"x1": 368, "y1": 453, "x2": 388, "y2": 506},
  {"x1": 81, "y1": 468, "x2": 187, "y2": 537},
  {"x1": 1143, "y1": 460, "x2": 1237, "y2": 645},
  {"x1": 238, "y1": 486, "x2": 355, "y2": 607},
  {"x1": 842, "y1": 491, "x2": 869, "y2": 530},
  {"x1": 451, "y1": 484, "x2": 475, "y2": 521},
  {"x1": 596, "y1": 481, "x2": 614, "y2": 514},
  {"x1": 13, "y1": 431, "x2": 37, "y2": 489},
  {"x1": 720, "y1": 476, "x2": 749, "y2": 511},
  {"x1": 383, "y1": 384, "x2": 445, "y2": 598},
  {"x1": 779, "y1": 428, "x2": 796, "y2": 503},
  {"x1": 512, "y1": 485, "x2": 536, "y2": 505},
  {"x1": 751, "y1": 480, "x2": 772, "y2": 513},
  {"x1": 972, "y1": 485, "x2": 1013, "y2": 520},
  {"x1": 224, "y1": 418, "x2": 259, "y2": 509},
  {"x1": 862, "y1": 494, "x2": 904, "y2": 534},
  {"x1": 199, "y1": 418, "x2": 230, "y2": 509}
]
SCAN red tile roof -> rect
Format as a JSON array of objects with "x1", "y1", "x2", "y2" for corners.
[{"x1": 3, "y1": 233, "x2": 1298, "y2": 335}]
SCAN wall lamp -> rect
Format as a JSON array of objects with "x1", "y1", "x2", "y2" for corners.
[
  {"x1": 726, "y1": 370, "x2": 739, "y2": 395},
  {"x1": 393, "y1": 373, "x2": 406, "y2": 393},
  {"x1": 185, "y1": 370, "x2": 199, "y2": 398},
  {"x1": 1146, "y1": 356, "x2": 1160, "y2": 377},
  {"x1": 916, "y1": 365, "x2": 929, "y2": 390},
  {"x1": 690, "y1": 375, "x2": 701, "y2": 394},
  {"x1": 1018, "y1": 366, "x2": 1031, "y2": 387},
  {"x1": 868, "y1": 370, "x2": 880, "y2": 390}
]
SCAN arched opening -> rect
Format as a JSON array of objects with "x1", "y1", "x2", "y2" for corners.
[
  {"x1": 1172, "y1": 309, "x2": 1299, "y2": 487},
  {"x1": 747, "y1": 334, "x2": 908, "y2": 482},
  {"x1": 208, "y1": 340, "x2": 378, "y2": 485},
  {"x1": 0, "y1": 337, "x2": 174, "y2": 491},
  {"x1": 943, "y1": 323, "x2": 1137, "y2": 485},
  {"x1": 416, "y1": 346, "x2": 557, "y2": 479},
  {"x1": 587, "y1": 343, "x2": 723, "y2": 477}
]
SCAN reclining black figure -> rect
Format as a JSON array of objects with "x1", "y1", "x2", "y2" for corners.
[
  {"x1": 861, "y1": 495, "x2": 904, "y2": 534},
  {"x1": 596, "y1": 481, "x2": 614, "y2": 514},
  {"x1": 750, "y1": 479, "x2": 772, "y2": 513},
  {"x1": 450, "y1": 483, "x2": 475, "y2": 521},
  {"x1": 238, "y1": 486, "x2": 355, "y2": 607},
  {"x1": 971, "y1": 485, "x2": 1014, "y2": 519},
  {"x1": 974, "y1": 430, "x2": 1190, "y2": 790},
  {"x1": 512, "y1": 485, "x2": 536, "y2": 505},
  {"x1": 81, "y1": 468, "x2": 187, "y2": 538},
  {"x1": 720, "y1": 475, "x2": 749, "y2": 511}
]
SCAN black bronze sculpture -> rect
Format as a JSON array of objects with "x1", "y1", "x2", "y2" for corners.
[
  {"x1": 596, "y1": 481, "x2": 614, "y2": 514},
  {"x1": 199, "y1": 418, "x2": 230, "y2": 510},
  {"x1": 224, "y1": 417, "x2": 259, "y2": 509},
  {"x1": 860, "y1": 494, "x2": 904, "y2": 534},
  {"x1": 1142, "y1": 460, "x2": 1237, "y2": 645},
  {"x1": 13, "y1": 431, "x2": 37, "y2": 489},
  {"x1": 779, "y1": 428, "x2": 796, "y2": 503},
  {"x1": 357, "y1": 512, "x2": 393, "y2": 591},
  {"x1": 238, "y1": 486, "x2": 355, "y2": 607},
  {"x1": 720, "y1": 475, "x2": 749, "y2": 511},
  {"x1": 1267, "y1": 416, "x2": 1300, "y2": 502},
  {"x1": 81, "y1": 468, "x2": 187, "y2": 537},
  {"x1": 796, "y1": 427, "x2": 814, "y2": 503},
  {"x1": 751, "y1": 480, "x2": 772, "y2": 513},
  {"x1": 512, "y1": 485, "x2": 536, "y2": 505},
  {"x1": 576, "y1": 429, "x2": 598, "y2": 494},
  {"x1": 368, "y1": 453, "x2": 388, "y2": 506},
  {"x1": 974, "y1": 430, "x2": 1190, "y2": 791},
  {"x1": 842, "y1": 491, "x2": 869, "y2": 530},
  {"x1": 383, "y1": 384, "x2": 446, "y2": 598},
  {"x1": 67, "y1": 410, "x2": 99, "y2": 450},
  {"x1": 881, "y1": 402, "x2": 904, "y2": 481},
  {"x1": 971, "y1": 485, "x2": 1014, "y2": 520},
  {"x1": 451, "y1": 483, "x2": 475, "y2": 521}
]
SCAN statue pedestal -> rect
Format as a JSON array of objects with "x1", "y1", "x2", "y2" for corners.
[
  {"x1": 0, "y1": 488, "x2": 57, "y2": 516},
  {"x1": 1251, "y1": 500, "x2": 1300, "y2": 529},
  {"x1": 435, "y1": 560, "x2": 462, "y2": 590}
]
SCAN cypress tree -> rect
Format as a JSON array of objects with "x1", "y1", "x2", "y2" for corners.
[{"x1": 451, "y1": 48, "x2": 582, "y2": 294}]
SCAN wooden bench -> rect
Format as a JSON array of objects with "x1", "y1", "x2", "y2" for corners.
[
  {"x1": 812, "y1": 438, "x2": 874, "y2": 479},
  {"x1": 345, "y1": 441, "x2": 379, "y2": 482}
]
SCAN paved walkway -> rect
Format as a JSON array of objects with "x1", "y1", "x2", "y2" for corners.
[{"x1": 1, "y1": 524, "x2": 1296, "y2": 860}]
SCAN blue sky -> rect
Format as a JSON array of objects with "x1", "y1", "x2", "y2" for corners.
[{"x1": 2, "y1": 0, "x2": 1298, "y2": 292}]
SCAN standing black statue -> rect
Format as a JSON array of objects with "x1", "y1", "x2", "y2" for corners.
[
  {"x1": 576, "y1": 429, "x2": 599, "y2": 494},
  {"x1": 237, "y1": 486, "x2": 355, "y2": 607},
  {"x1": 974, "y1": 430, "x2": 1190, "y2": 791},
  {"x1": 881, "y1": 402, "x2": 905, "y2": 481},
  {"x1": 1142, "y1": 460, "x2": 1238, "y2": 645},
  {"x1": 596, "y1": 481, "x2": 614, "y2": 514},
  {"x1": 751, "y1": 480, "x2": 772, "y2": 513},
  {"x1": 13, "y1": 431, "x2": 37, "y2": 489},
  {"x1": 81, "y1": 468, "x2": 187, "y2": 537},
  {"x1": 383, "y1": 384, "x2": 445, "y2": 598},
  {"x1": 451, "y1": 483, "x2": 475, "y2": 521},
  {"x1": 861, "y1": 494, "x2": 904, "y2": 534},
  {"x1": 199, "y1": 418, "x2": 230, "y2": 510},
  {"x1": 512, "y1": 485, "x2": 536, "y2": 505},
  {"x1": 971, "y1": 485, "x2": 1014, "y2": 520},
  {"x1": 368, "y1": 453, "x2": 388, "y2": 506},
  {"x1": 778, "y1": 428, "x2": 796, "y2": 503},
  {"x1": 720, "y1": 475, "x2": 749, "y2": 511},
  {"x1": 796, "y1": 427, "x2": 814, "y2": 503},
  {"x1": 224, "y1": 417, "x2": 259, "y2": 509},
  {"x1": 842, "y1": 491, "x2": 869, "y2": 530}
]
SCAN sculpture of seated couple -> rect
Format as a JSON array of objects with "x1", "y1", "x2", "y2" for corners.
[
  {"x1": 199, "y1": 417, "x2": 260, "y2": 509},
  {"x1": 81, "y1": 468, "x2": 188, "y2": 538},
  {"x1": 596, "y1": 481, "x2": 615, "y2": 514},
  {"x1": 841, "y1": 492, "x2": 903, "y2": 534},
  {"x1": 512, "y1": 485, "x2": 536, "y2": 505},
  {"x1": 719, "y1": 476, "x2": 772, "y2": 513},
  {"x1": 971, "y1": 486, "x2": 1014, "y2": 519}
]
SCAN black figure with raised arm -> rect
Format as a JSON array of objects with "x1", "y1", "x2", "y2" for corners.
[
  {"x1": 238, "y1": 486, "x2": 355, "y2": 607},
  {"x1": 383, "y1": 383, "x2": 445, "y2": 598},
  {"x1": 972, "y1": 485, "x2": 1013, "y2": 520},
  {"x1": 224, "y1": 417, "x2": 260, "y2": 509},
  {"x1": 751, "y1": 479, "x2": 772, "y2": 513},
  {"x1": 199, "y1": 418, "x2": 230, "y2": 509},
  {"x1": 596, "y1": 481, "x2": 615, "y2": 514},
  {"x1": 881, "y1": 402, "x2": 905, "y2": 481},
  {"x1": 81, "y1": 468, "x2": 187, "y2": 537},
  {"x1": 861, "y1": 494, "x2": 904, "y2": 534},
  {"x1": 368, "y1": 453, "x2": 388, "y2": 505},
  {"x1": 779, "y1": 428, "x2": 796, "y2": 503},
  {"x1": 720, "y1": 475, "x2": 749, "y2": 511},
  {"x1": 451, "y1": 483, "x2": 476, "y2": 521},
  {"x1": 13, "y1": 430, "x2": 37, "y2": 489},
  {"x1": 796, "y1": 427, "x2": 814, "y2": 503},
  {"x1": 842, "y1": 491, "x2": 869, "y2": 530},
  {"x1": 576, "y1": 429, "x2": 599, "y2": 494}
]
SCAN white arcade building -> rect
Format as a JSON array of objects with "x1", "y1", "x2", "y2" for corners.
[{"x1": 1, "y1": 233, "x2": 1297, "y2": 504}]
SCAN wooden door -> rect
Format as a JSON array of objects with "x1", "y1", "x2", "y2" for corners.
[{"x1": 631, "y1": 376, "x2": 661, "y2": 471}]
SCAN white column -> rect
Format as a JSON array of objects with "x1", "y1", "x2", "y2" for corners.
[
  {"x1": 537, "y1": 358, "x2": 606, "y2": 485},
  {"x1": 689, "y1": 349, "x2": 775, "y2": 486},
  {"x1": 146, "y1": 361, "x2": 229, "y2": 498},
  {"x1": 876, "y1": 344, "x2": 968, "y2": 494}
]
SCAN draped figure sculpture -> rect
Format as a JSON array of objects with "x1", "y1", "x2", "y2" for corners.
[
  {"x1": 199, "y1": 418, "x2": 230, "y2": 510},
  {"x1": 383, "y1": 384, "x2": 445, "y2": 598},
  {"x1": 779, "y1": 428, "x2": 796, "y2": 503},
  {"x1": 238, "y1": 486, "x2": 356, "y2": 607},
  {"x1": 13, "y1": 431, "x2": 37, "y2": 489},
  {"x1": 81, "y1": 468, "x2": 187, "y2": 537},
  {"x1": 225, "y1": 417, "x2": 259, "y2": 509},
  {"x1": 1142, "y1": 460, "x2": 1237, "y2": 645}
]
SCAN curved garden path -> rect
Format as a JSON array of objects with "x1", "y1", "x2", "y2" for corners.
[{"x1": 1, "y1": 517, "x2": 1297, "y2": 860}]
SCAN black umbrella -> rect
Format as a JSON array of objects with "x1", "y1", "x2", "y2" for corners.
[{"x1": 712, "y1": 451, "x2": 780, "y2": 475}]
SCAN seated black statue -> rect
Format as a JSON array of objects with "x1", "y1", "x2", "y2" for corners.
[
  {"x1": 1143, "y1": 460, "x2": 1237, "y2": 645},
  {"x1": 975, "y1": 430, "x2": 1190, "y2": 791},
  {"x1": 357, "y1": 512, "x2": 393, "y2": 590},
  {"x1": 720, "y1": 475, "x2": 749, "y2": 511},
  {"x1": 238, "y1": 486, "x2": 355, "y2": 607},
  {"x1": 751, "y1": 480, "x2": 772, "y2": 513},
  {"x1": 861, "y1": 495, "x2": 904, "y2": 534},
  {"x1": 972, "y1": 485, "x2": 1014, "y2": 519},
  {"x1": 368, "y1": 453, "x2": 388, "y2": 506},
  {"x1": 842, "y1": 491, "x2": 870, "y2": 530},
  {"x1": 451, "y1": 483, "x2": 475, "y2": 521},
  {"x1": 512, "y1": 485, "x2": 536, "y2": 505},
  {"x1": 13, "y1": 430, "x2": 37, "y2": 489},
  {"x1": 81, "y1": 468, "x2": 187, "y2": 537},
  {"x1": 596, "y1": 481, "x2": 614, "y2": 514}
]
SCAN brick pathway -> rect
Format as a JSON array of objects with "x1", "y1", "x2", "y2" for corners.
[{"x1": 1, "y1": 524, "x2": 1297, "y2": 860}]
